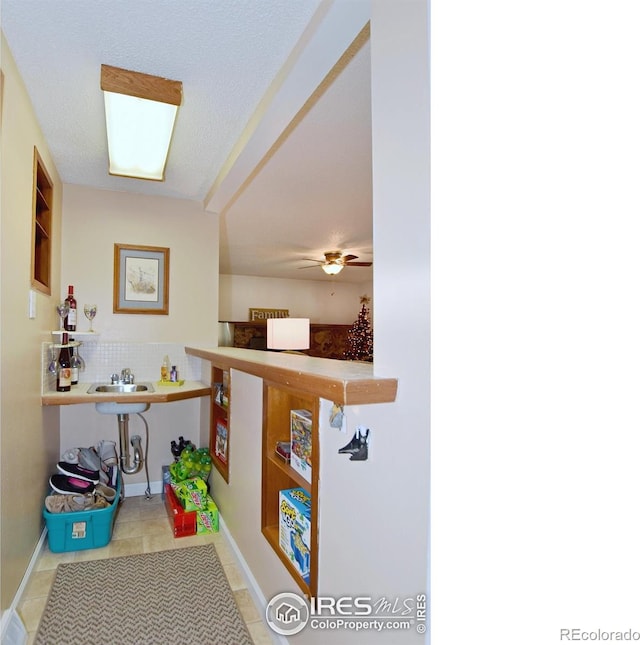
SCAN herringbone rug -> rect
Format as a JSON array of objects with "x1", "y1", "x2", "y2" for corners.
[{"x1": 35, "y1": 544, "x2": 253, "y2": 644}]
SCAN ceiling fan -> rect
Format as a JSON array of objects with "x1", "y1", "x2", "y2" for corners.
[{"x1": 300, "y1": 251, "x2": 373, "y2": 275}]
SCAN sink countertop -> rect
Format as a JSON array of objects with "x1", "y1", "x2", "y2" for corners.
[{"x1": 41, "y1": 380, "x2": 211, "y2": 406}]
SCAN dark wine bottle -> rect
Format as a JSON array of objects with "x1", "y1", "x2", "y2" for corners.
[
  {"x1": 56, "y1": 333, "x2": 72, "y2": 392},
  {"x1": 64, "y1": 285, "x2": 77, "y2": 331},
  {"x1": 69, "y1": 339, "x2": 80, "y2": 385}
]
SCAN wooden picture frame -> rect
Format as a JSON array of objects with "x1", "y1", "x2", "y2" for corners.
[{"x1": 113, "y1": 243, "x2": 169, "y2": 314}]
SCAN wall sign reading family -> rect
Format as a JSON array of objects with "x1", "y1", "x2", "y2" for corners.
[
  {"x1": 113, "y1": 243, "x2": 170, "y2": 315},
  {"x1": 249, "y1": 308, "x2": 289, "y2": 321}
]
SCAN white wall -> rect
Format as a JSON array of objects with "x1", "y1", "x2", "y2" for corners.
[
  {"x1": 59, "y1": 185, "x2": 218, "y2": 487},
  {"x1": 61, "y1": 184, "x2": 218, "y2": 344},
  {"x1": 219, "y1": 274, "x2": 372, "y2": 324},
  {"x1": 0, "y1": 35, "x2": 62, "y2": 611},
  {"x1": 316, "y1": 2, "x2": 430, "y2": 642},
  {"x1": 208, "y1": 370, "x2": 298, "y2": 596},
  {"x1": 208, "y1": 4, "x2": 430, "y2": 644}
]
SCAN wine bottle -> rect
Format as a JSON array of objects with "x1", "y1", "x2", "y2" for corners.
[
  {"x1": 57, "y1": 333, "x2": 72, "y2": 392},
  {"x1": 64, "y1": 285, "x2": 77, "y2": 331},
  {"x1": 69, "y1": 339, "x2": 80, "y2": 385}
]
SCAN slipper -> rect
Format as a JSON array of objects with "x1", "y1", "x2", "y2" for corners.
[
  {"x1": 60, "y1": 447, "x2": 80, "y2": 464},
  {"x1": 49, "y1": 474, "x2": 95, "y2": 495},
  {"x1": 45, "y1": 493, "x2": 94, "y2": 513},
  {"x1": 94, "y1": 483, "x2": 117, "y2": 503},
  {"x1": 56, "y1": 462, "x2": 100, "y2": 484},
  {"x1": 78, "y1": 447, "x2": 101, "y2": 472},
  {"x1": 95, "y1": 440, "x2": 118, "y2": 467}
]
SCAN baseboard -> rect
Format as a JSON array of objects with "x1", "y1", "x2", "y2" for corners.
[
  {"x1": 3, "y1": 494, "x2": 284, "y2": 644},
  {"x1": 219, "y1": 516, "x2": 288, "y2": 645},
  {"x1": 0, "y1": 610, "x2": 27, "y2": 645},
  {"x1": 120, "y1": 478, "x2": 163, "y2": 498},
  {"x1": 1, "y1": 528, "x2": 48, "y2": 645}
]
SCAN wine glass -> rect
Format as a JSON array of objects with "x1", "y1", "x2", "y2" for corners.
[
  {"x1": 84, "y1": 304, "x2": 97, "y2": 332},
  {"x1": 71, "y1": 345, "x2": 85, "y2": 372},
  {"x1": 55, "y1": 302, "x2": 69, "y2": 332},
  {"x1": 47, "y1": 345, "x2": 58, "y2": 375}
]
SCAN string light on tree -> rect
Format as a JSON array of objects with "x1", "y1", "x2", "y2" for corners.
[{"x1": 344, "y1": 295, "x2": 373, "y2": 362}]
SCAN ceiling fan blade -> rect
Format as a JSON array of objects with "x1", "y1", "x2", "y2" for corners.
[
  {"x1": 298, "y1": 265, "x2": 321, "y2": 269},
  {"x1": 342, "y1": 254, "x2": 359, "y2": 262},
  {"x1": 302, "y1": 258, "x2": 323, "y2": 263},
  {"x1": 344, "y1": 261, "x2": 373, "y2": 267}
]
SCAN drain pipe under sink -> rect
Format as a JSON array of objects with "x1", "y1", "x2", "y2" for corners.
[
  {"x1": 118, "y1": 413, "x2": 143, "y2": 475},
  {"x1": 117, "y1": 412, "x2": 152, "y2": 499}
]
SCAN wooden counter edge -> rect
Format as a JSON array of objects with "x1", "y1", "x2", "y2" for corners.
[{"x1": 185, "y1": 347, "x2": 397, "y2": 405}]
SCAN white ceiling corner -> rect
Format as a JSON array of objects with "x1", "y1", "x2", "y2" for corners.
[{"x1": 1, "y1": 0, "x2": 373, "y2": 282}]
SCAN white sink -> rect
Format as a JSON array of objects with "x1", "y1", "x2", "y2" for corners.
[
  {"x1": 87, "y1": 382, "x2": 154, "y2": 394},
  {"x1": 88, "y1": 382, "x2": 153, "y2": 414},
  {"x1": 95, "y1": 401, "x2": 150, "y2": 415}
]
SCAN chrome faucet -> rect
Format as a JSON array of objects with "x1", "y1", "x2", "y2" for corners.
[{"x1": 111, "y1": 369, "x2": 135, "y2": 384}]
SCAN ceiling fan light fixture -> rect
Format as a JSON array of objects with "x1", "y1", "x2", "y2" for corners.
[
  {"x1": 322, "y1": 263, "x2": 343, "y2": 275},
  {"x1": 100, "y1": 64, "x2": 182, "y2": 181}
]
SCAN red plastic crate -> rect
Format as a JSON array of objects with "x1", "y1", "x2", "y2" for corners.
[{"x1": 164, "y1": 484, "x2": 197, "y2": 537}]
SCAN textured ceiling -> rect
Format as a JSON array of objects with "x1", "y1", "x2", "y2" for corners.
[
  {"x1": 220, "y1": 39, "x2": 372, "y2": 280},
  {"x1": 1, "y1": 0, "x2": 373, "y2": 282}
]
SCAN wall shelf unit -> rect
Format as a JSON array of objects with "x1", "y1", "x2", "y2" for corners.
[
  {"x1": 31, "y1": 147, "x2": 53, "y2": 295},
  {"x1": 185, "y1": 346, "x2": 398, "y2": 597},
  {"x1": 210, "y1": 365, "x2": 230, "y2": 482},
  {"x1": 261, "y1": 381, "x2": 319, "y2": 597}
]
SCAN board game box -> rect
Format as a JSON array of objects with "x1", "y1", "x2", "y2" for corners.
[{"x1": 290, "y1": 409, "x2": 312, "y2": 483}]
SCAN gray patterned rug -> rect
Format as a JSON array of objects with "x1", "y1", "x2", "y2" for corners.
[{"x1": 35, "y1": 544, "x2": 253, "y2": 645}]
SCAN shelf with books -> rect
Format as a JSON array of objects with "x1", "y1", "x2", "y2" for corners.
[
  {"x1": 261, "y1": 381, "x2": 319, "y2": 597},
  {"x1": 210, "y1": 366, "x2": 230, "y2": 482}
]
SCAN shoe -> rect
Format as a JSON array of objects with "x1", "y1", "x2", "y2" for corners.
[
  {"x1": 45, "y1": 494, "x2": 70, "y2": 513},
  {"x1": 45, "y1": 493, "x2": 111, "y2": 513},
  {"x1": 56, "y1": 462, "x2": 100, "y2": 483},
  {"x1": 49, "y1": 475, "x2": 95, "y2": 495},
  {"x1": 96, "y1": 440, "x2": 118, "y2": 466},
  {"x1": 78, "y1": 447, "x2": 101, "y2": 472},
  {"x1": 45, "y1": 493, "x2": 94, "y2": 513},
  {"x1": 92, "y1": 496, "x2": 110, "y2": 509},
  {"x1": 60, "y1": 447, "x2": 80, "y2": 464},
  {"x1": 94, "y1": 483, "x2": 116, "y2": 503}
]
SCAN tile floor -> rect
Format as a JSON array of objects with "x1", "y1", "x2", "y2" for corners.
[{"x1": 17, "y1": 492, "x2": 275, "y2": 645}]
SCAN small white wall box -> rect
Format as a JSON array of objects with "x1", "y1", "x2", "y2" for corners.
[
  {"x1": 290, "y1": 409, "x2": 312, "y2": 483},
  {"x1": 279, "y1": 487, "x2": 311, "y2": 583}
]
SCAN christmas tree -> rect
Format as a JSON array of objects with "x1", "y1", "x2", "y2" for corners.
[{"x1": 344, "y1": 295, "x2": 373, "y2": 361}]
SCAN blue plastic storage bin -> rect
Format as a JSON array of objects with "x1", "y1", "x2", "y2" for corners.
[{"x1": 43, "y1": 475, "x2": 121, "y2": 553}]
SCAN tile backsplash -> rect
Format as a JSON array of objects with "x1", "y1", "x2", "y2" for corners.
[{"x1": 42, "y1": 341, "x2": 205, "y2": 393}]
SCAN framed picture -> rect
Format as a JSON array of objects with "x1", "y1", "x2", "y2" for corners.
[{"x1": 113, "y1": 243, "x2": 169, "y2": 314}]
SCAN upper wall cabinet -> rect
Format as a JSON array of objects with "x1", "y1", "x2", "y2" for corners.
[{"x1": 31, "y1": 147, "x2": 53, "y2": 295}]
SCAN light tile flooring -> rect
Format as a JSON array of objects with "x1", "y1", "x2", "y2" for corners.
[{"x1": 17, "y1": 492, "x2": 275, "y2": 645}]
